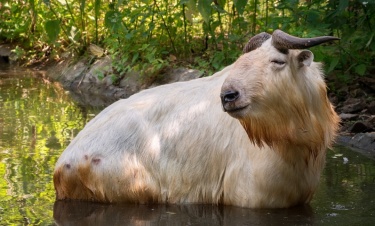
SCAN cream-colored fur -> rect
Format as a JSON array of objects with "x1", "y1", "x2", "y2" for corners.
[{"x1": 54, "y1": 38, "x2": 339, "y2": 208}]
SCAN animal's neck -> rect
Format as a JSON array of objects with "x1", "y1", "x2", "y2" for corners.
[{"x1": 239, "y1": 100, "x2": 338, "y2": 164}]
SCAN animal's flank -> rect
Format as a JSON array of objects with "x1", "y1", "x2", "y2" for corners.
[{"x1": 54, "y1": 30, "x2": 340, "y2": 208}]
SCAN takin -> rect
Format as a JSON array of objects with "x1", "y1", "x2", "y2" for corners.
[{"x1": 53, "y1": 30, "x2": 340, "y2": 208}]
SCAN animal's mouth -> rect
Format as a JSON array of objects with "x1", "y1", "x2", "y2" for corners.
[{"x1": 223, "y1": 104, "x2": 249, "y2": 114}]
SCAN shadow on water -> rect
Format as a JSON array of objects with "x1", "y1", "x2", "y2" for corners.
[
  {"x1": 1, "y1": 68, "x2": 375, "y2": 225},
  {"x1": 53, "y1": 201, "x2": 314, "y2": 225}
]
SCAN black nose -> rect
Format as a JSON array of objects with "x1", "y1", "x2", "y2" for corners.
[{"x1": 220, "y1": 90, "x2": 239, "y2": 104}]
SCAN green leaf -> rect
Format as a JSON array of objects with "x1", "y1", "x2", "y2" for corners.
[
  {"x1": 212, "y1": 52, "x2": 225, "y2": 70},
  {"x1": 354, "y1": 64, "x2": 366, "y2": 76},
  {"x1": 218, "y1": 0, "x2": 226, "y2": 7},
  {"x1": 104, "y1": 10, "x2": 123, "y2": 32},
  {"x1": 94, "y1": 0, "x2": 101, "y2": 17},
  {"x1": 327, "y1": 58, "x2": 339, "y2": 73},
  {"x1": 184, "y1": 0, "x2": 197, "y2": 23},
  {"x1": 80, "y1": 0, "x2": 86, "y2": 13},
  {"x1": 234, "y1": 0, "x2": 248, "y2": 15},
  {"x1": 198, "y1": 0, "x2": 212, "y2": 24},
  {"x1": 44, "y1": 20, "x2": 60, "y2": 43},
  {"x1": 132, "y1": 52, "x2": 139, "y2": 64}
]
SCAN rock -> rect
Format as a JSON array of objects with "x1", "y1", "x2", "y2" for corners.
[
  {"x1": 340, "y1": 98, "x2": 366, "y2": 113},
  {"x1": 349, "y1": 132, "x2": 375, "y2": 152},
  {"x1": 0, "y1": 44, "x2": 12, "y2": 56},
  {"x1": 348, "y1": 121, "x2": 373, "y2": 133},
  {"x1": 47, "y1": 57, "x2": 205, "y2": 108},
  {"x1": 367, "y1": 116, "x2": 375, "y2": 129},
  {"x1": 337, "y1": 86, "x2": 349, "y2": 97},
  {"x1": 349, "y1": 88, "x2": 367, "y2": 98},
  {"x1": 119, "y1": 71, "x2": 142, "y2": 95},
  {"x1": 360, "y1": 108, "x2": 370, "y2": 115},
  {"x1": 339, "y1": 113, "x2": 358, "y2": 121},
  {"x1": 0, "y1": 44, "x2": 14, "y2": 65},
  {"x1": 149, "y1": 67, "x2": 204, "y2": 87},
  {"x1": 86, "y1": 56, "x2": 113, "y2": 85},
  {"x1": 358, "y1": 77, "x2": 375, "y2": 92},
  {"x1": 359, "y1": 114, "x2": 372, "y2": 121},
  {"x1": 337, "y1": 134, "x2": 375, "y2": 159},
  {"x1": 368, "y1": 101, "x2": 375, "y2": 114}
]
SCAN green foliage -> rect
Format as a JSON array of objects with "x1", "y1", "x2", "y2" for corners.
[
  {"x1": 198, "y1": 0, "x2": 212, "y2": 23},
  {"x1": 10, "y1": 46, "x2": 26, "y2": 61},
  {"x1": 45, "y1": 20, "x2": 60, "y2": 43},
  {"x1": 0, "y1": 0, "x2": 374, "y2": 82},
  {"x1": 234, "y1": 0, "x2": 248, "y2": 15}
]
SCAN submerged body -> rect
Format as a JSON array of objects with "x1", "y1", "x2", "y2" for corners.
[{"x1": 54, "y1": 30, "x2": 339, "y2": 208}]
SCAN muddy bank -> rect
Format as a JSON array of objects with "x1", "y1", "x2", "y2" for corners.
[{"x1": 45, "y1": 56, "x2": 203, "y2": 107}]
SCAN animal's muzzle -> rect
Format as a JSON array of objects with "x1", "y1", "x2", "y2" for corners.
[{"x1": 220, "y1": 90, "x2": 239, "y2": 111}]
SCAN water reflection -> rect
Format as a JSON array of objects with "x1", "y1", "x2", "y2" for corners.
[
  {"x1": 0, "y1": 68, "x2": 100, "y2": 225},
  {"x1": 0, "y1": 69, "x2": 375, "y2": 225},
  {"x1": 54, "y1": 201, "x2": 314, "y2": 225}
]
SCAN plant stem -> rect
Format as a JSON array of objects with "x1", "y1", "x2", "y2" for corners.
[
  {"x1": 253, "y1": 0, "x2": 257, "y2": 33},
  {"x1": 154, "y1": 0, "x2": 177, "y2": 53},
  {"x1": 182, "y1": 3, "x2": 188, "y2": 56}
]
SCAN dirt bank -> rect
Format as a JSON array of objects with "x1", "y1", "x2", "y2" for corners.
[{"x1": 327, "y1": 75, "x2": 375, "y2": 154}]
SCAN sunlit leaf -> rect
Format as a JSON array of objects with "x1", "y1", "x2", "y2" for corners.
[
  {"x1": 198, "y1": 0, "x2": 212, "y2": 24},
  {"x1": 69, "y1": 26, "x2": 79, "y2": 43},
  {"x1": 44, "y1": 20, "x2": 60, "y2": 43}
]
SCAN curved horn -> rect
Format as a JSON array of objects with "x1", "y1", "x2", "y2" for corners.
[
  {"x1": 272, "y1": 29, "x2": 339, "y2": 50},
  {"x1": 243, "y1": 32, "x2": 271, "y2": 53}
]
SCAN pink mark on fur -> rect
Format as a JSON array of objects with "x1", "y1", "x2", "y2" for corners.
[{"x1": 92, "y1": 158, "x2": 101, "y2": 165}]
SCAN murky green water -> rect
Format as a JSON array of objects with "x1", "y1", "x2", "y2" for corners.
[{"x1": 0, "y1": 68, "x2": 374, "y2": 225}]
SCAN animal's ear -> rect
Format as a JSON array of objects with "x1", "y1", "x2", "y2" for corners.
[{"x1": 297, "y1": 50, "x2": 314, "y2": 67}]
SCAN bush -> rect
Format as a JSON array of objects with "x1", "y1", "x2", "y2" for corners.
[{"x1": 0, "y1": 0, "x2": 374, "y2": 82}]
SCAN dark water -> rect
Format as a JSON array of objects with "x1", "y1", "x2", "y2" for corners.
[{"x1": 1, "y1": 68, "x2": 374, "y2": 225}]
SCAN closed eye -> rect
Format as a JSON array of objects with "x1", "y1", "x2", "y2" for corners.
[{"x1": 271, "y1": 59, "x2": 286, "y2": 65}]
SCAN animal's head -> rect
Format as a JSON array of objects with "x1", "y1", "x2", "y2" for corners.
[{"x1": 220, "y1": 30, "x2": 340, "y2": 155}]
